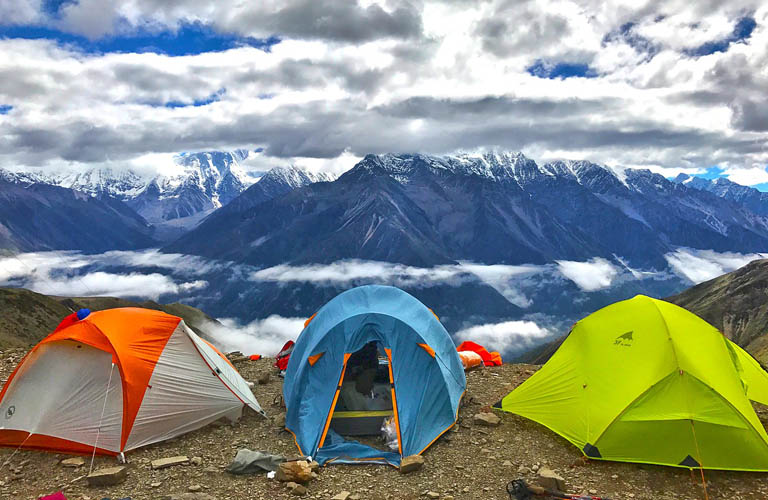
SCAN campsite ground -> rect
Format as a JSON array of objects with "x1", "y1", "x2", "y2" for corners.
[{"x1": 0, "y1": 351, "x2": 767, "y2": 500}]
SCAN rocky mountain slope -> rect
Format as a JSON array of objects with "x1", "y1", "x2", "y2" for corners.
[
  {"x1": 0, "y1": 287, "x2": 218, "y2": 347},
  {"x1": 169, "y1": 152, "x2": 768, "y2": 269},
  {"x1": 667, "y1": 258, "x2": 768, "y2": 364},
  {"x1": 0, "y1": 179, "x2": 156, "y2": 253}
]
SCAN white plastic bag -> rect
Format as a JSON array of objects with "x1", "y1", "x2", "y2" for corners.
[{"x1": 381, "y1": 416, "x2": 399, "y2": 451}]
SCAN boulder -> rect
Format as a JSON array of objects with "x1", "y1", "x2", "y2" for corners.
[
  {"x1": 537, "y1": 467, "x2": 566, "y2": 492},
  {"x1": 331, "y1": 492, "x2": 351, "y2": 500},
  {"x1": 399, "y1": 455, "x2": 425, "y2": 474},
  {"x1": 257, "y1": 372, "x2": 271, "y2": 384},
  {"x1": 152, "y1": 456, "x2": 190, "y2": 470},
  {"x1": 425, "y1": 493, "x2": 439, "y2": 499},
  {"x1": 276, "y1": 460, "x2": 313, "y2": 484},
  {"x1": 86, "y1": 466, "x2": 127, "y2": 487},
  {"x1": 473, "y1": 412, "x2": 501, "y2": 427}
]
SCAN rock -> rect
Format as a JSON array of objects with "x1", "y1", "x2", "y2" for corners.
[
  {"x1": 537, "y1": 467, "x2": 566, "y2": 492},
  {"x1": 286, "y1": 482, "x2": 308, "y2": 496},
  {"x1": 502, "y1": 460, "x2": 513, "y2": 466},
  {"x1": 190, "y1": 456, "x2": 203, "y2": 466},
  {"x1": 151, "y1": 482, "x2": 162, "y2": 488},
  {"x1": 189, "y1": 485, "x2": 202, "y2": 492},
  {"x1": 152, "y1": 456, "x2": 190, "y2": 469},
  {"x1": 308, "y1": 460, "x2": 320, "y2": 472},
  {"x1": 425, "y1": 493, "x2": 439, "y2": 499},
  {"x1": 399, "y1": 455, "x2": 425, "y2": 474},
  {"x1": 86, "y1": 466, "x2": 127, "y2": 487},
  {"x1": 61, "y1": 457, "x2": 85, "y2": 468},
  {"x1": 257, "y1": 372, "x2": 271, "y2": 384},
  {"x1": 518, "y1": 465, "x2": 532, "y2": 474},
  {"x1": 276, "y1": 460, "x2": 313, "y2": 483},
  {"x1": 473, "y1": 412, "x2": 501, "y2": 427},
  {"x1": 332, "y1": 492, "x2": 351, "y2": 500}
]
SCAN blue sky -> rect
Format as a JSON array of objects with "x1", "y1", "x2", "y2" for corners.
[{"x1": 0, "y1": 21, "x2": 280, "y2": 56}]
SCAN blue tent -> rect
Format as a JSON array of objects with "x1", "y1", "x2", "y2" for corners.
[{"x1": 283, "y1": 285, "x2": 466, "y2": 466}]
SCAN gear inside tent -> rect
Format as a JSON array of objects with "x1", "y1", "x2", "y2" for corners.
[
  {"x1": 283, "y1": 285, "x2": 466, "y2": 466},
  {"x1": 0, "y1": 307, "x2": 265, "y2": 456},
  {"x1": 495, "y1": 295, "x2": 768, "y2": 471}
]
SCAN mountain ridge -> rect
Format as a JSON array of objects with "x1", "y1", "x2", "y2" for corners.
[{"x1": 168, "y1": 151, "x2": 768, "y2": 269}]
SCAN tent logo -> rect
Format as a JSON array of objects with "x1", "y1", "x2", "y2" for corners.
[
  {"x1": 614, "y1": 331, "x2": 634, "y2": 347},
  {"x1": 5, "y1": 406, "x2": 15, "y2": 419}
]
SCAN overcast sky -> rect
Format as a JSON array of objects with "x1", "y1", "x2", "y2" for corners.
[{"x1": 0, "y1": 0, "x2": 766, "y2": 183}]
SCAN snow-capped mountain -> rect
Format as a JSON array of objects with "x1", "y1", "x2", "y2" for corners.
[
  {"x1": 9, "y1": 150, "x2": 262, "y2": 225},
  {"x1": 674, "y1": 173, "x2": 768, "y2": 216},
  {"x1": 169, "y1": 151, "x2": 768, "y2": 269}
]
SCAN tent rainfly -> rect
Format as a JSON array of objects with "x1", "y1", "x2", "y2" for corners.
[
  {"x1": 0, "y1": 307, "x2": 264, "y2": 456},
  {"x1": 495, "y1": 295, "x2": 768, "y2": 471}
]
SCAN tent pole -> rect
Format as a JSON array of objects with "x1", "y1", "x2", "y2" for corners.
[{"x1": 89, "y1": 362, "x2": 116, "y2": 475}]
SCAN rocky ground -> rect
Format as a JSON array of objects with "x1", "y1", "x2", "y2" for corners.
[{"x1": 1, "y1": 349, "x2": 768, "y2": 500}]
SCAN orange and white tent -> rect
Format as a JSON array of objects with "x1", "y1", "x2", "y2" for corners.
[{"x1": 0, "y1": 307, "x2": 264, "y2": 456}]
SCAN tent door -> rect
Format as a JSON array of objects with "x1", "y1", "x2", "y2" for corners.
[{"x1": 318, "y1": 353, "x2": 352, "y2": 449}]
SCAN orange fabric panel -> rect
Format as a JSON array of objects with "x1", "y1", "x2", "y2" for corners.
[
  {"x1": 304, "y1": 313, "x2": 317, "y2": 328},
  {"x1": 458, "y1": 351, "x2": 483, "y2": 370},
  {"x1": 456, "y1": 340, "x2": 502, "y2": 366},
  {"x1": 45, "y1": 308, "x2": 179, "y2": 450},
  {"x1": 384, "y1": 348, "x2": 403, "y2": 456},
  {"x1": 308, "y1": 352, "x2": 325, "y2": 366},
  {"x1": 0, "y1": 430, "x2": 116, "y2": 456},
  {"x1": 318, "y1": 353, "x2": 351, "y2": 449},
  {"x1": 417, "y1": 343, "x2": 436, "y2": 358},
  {"x1": 249, "y1": 354, "x2": 262, "y2": 361},
  {"x1": 428, "y1": 308, "x2": 440, "y2": 321}
]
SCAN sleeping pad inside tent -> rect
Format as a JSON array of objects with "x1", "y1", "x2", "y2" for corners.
[
  {"x1": 282, "y1": 285, "x2": 466, "y2": 466},
  {"x1": 495, "y1": 294, "x2": 768, "y2": 471}
]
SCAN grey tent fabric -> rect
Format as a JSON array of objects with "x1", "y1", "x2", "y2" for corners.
[{"x1": 226, "y1": 449, "x2": 287, "y2": 474}]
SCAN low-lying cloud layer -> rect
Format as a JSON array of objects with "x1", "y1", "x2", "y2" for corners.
[
  {"x1": 202, "y1": 316, "x2": 306, "y2": 357},
  {"x1": 455, "y1": 320, "x2": 552, "y2": 355},
  {"x1": 664, "y1": 248, "x2": 768, "y2": 283},
  {"x1": 1, "y1": 246, "x2": 764, "y2": 356}
]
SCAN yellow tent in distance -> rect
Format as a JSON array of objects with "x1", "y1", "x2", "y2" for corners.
[{"x1": 495, "y1": 295, "x2": 768, "y2": 471}]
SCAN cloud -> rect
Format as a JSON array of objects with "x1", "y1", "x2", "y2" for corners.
[
  {"x1": 0, "y1": 250, "x2": 212, "y2": 299},
  {"x1": 202, "y1": 315, "x2": 305, "y2": 356},
  {"x1": 556, "y1": 258, "x2": 620, "y2": 291},
  {"x1": 27, "y1": 271, "x2": 206, "y2": 300},
  {"x1": 664, "y1": 248, "x2": 768, "y2": 283},
  {"x1": 0, "y1": 1, "x2": 767, "y2": 178},
  {"x1": 455, "y1": 320, "x2": 551, "y2": 354}
]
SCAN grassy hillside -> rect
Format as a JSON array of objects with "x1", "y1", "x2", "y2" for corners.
[{"x1": 0, "y1": 287, "x2": 219, "y2": 348}]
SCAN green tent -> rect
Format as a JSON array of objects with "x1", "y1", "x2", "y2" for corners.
[{"x1": 496, "y1": 295, "x2": 768, "y2": 471}]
